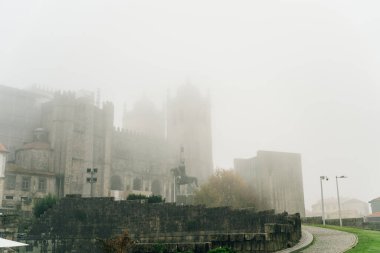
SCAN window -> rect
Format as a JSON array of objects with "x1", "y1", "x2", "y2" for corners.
[
  {"x1": 21, "y1": 177, "x2": 31, "y2": 191},
  {"x1": 5, "y1": 196, "x2": 13, "y2": 200},
  {"x1": 5, "y1": 175, "x2": 16, "y2": 190},
  {"x1": 21, "y1": 196, "x2": 32, "y2": 205},
  {"x1": 132, "y1": 178, "x2": 142, "y2": 191},
  {"x1": 38, "y1": 178, "x2": 46, "y2": 192}
]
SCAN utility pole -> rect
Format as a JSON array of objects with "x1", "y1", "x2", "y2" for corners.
[
  {"x1": 336, "y1": 175, "x2": 347, "y2": 227},
  {"x1": 320, "y1": 176, "x2": 328, "y2": 226},
  {"x1": 86, "y1": 168, "x2": 98, "y2": 197}
]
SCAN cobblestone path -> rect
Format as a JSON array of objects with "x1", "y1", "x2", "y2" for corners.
[
  {"x1": 299, "y1": 226, "x2": 357, "y2": 253},
  {"x1": 276, "y1": 225, "x2": 357, "y2": 253}
]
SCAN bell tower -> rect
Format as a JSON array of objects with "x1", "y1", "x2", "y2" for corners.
[{"x1": 167, "y1": 84, "x2": 213, "y2": 183}]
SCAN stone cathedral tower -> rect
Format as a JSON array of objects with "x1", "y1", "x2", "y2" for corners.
[{"x1": 167, "y1": 85, "x2": 213, "y2": 182}]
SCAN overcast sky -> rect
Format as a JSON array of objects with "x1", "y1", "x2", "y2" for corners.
[{"x1": 1, "y1": 0, "x2": 380, "y2": 210}]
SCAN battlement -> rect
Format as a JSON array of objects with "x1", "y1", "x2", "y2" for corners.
[
  {"x1": 53, "y1": 90, "x2": 77, "y2": 101},
  {"x1": 28, "y1": 84, "x2": 56, "y2": 94},
  {"x1": 113, "y1": 126, "x2": 160, "y2": 139}
]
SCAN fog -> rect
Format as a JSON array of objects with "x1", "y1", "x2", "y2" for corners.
[{"x1": 1, "y1": 0, "x2": 380, "y2": 210}]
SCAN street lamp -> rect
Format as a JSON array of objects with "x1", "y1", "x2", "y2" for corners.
[
  {"x1": 336, "y1": 175, "x2": 347, "y2": 227},
  {"x1": 320, "y1": 176, "x2": 328, "y2": 226},
  {"x1": 86, "y1": 168, "x2": 98, "y2": 197}
]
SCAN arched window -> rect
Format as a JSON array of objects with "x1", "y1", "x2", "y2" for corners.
[
  {"x1": 133, "y1": 178, "x2": 142, "y2": 191},
  {"x1": 151, "y1": 180, "x2": 162, "y2": 196},
  {"x1": 110, "y1": 175, "x2": 123, "y2": 191}
]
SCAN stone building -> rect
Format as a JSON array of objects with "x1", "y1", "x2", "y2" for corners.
[
  {"x1": 167, "y1": 84, "x2": 213, "y2": 183},
  {"x1": 0, "y1": 143, "x2": 7, "y2": 204},
  {"x1": 234, "y1": 150, "x2": 305, "y2": 216},
  {"x1": 110, "y1": 128, "x2": 172, "y2": 200},
  {"x1": 0, "y1": 84, "x2": 213, "y2": 208},
  {"x1": 0, "y1": 85, "x2": 50, "y2": 161},
  {"x1": 39, "y1": 92, "x2": 114, "y2": 198},
  {"x1": 1, "y1": 129, "x2": 56, "y2": 210},
  {"x1": 123, "y1": 96, "x2": 165, "y2": 139}
]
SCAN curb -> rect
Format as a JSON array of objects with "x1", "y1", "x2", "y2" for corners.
[
  {"x1": 341, "y1": 233, "x2": 358, "y2": 253},
  {"x1": 275, "y1": 227, "x2": 314, "y2": 253}
]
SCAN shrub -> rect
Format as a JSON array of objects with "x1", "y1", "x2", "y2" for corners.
[
  {"x1": 127, "y1": 194, "x2": 165, "y2": 203},
  {"x1": 147, "y1": 195, "x2": 165, "y2": 203},
  {"x1": 33, "y1": 194, "x2": 57, "y2": 218}
]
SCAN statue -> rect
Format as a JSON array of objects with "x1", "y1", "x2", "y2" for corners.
[
  {"x1": 170, "y1": 163, "x2": 198, "y2": 187},
  {"x1": 170, "y1": 147, "x2": 198, "y2": 201}
]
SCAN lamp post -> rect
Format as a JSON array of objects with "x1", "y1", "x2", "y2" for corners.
[
  {"x1": 86, "y1": 168, "x2": 98, "y2": 197},
  {"x1": 336, "y1": 175, "x2": 347, "y2": 227},
  {"x1": 320, "y1": 176, "x2": 328, "y2": 226}
]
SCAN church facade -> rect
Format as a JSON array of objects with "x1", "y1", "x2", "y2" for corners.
[{"x1": 0, "y1": 84, "x2": 213, "y2": 209}]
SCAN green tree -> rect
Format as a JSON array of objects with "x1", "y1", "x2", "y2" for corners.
[
  {"x1": 147, "y1": 195, "x2": 165, "y2": 203},
  {"x1": 194, "y1": 169, "x2": 256, "y2": 209},
  {"x1": 33, "y1": 194, "x2": 57, "y2": 218}
]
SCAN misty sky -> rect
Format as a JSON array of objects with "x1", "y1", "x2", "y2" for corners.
[{"x1": 1, "y1": 0, "x2": 380, "y2": 210}]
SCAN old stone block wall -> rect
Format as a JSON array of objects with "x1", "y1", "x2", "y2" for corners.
[{"x1": 22, "y1": 196, "x2": 301, "y2": 253}]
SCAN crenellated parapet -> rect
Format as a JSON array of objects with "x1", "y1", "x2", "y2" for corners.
[
  {"x1": 52, "y1": 90, "x2": 77, "y2": 105},
  {"x1": 113, "y1": 126, "x2": 161, "y2": 140},
  {"x1": 28, "y1": 84, "x2": 56, "y2": 94}
]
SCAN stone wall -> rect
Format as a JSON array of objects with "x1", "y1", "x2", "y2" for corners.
[
  {"x1": 23, "y1": 196, "x2": 301, "y2": 253},
  {"x1": 302, "y1": 216, "x2": 380, "y2": 231}
]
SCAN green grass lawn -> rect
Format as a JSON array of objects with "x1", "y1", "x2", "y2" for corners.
[{"x1": 315, "y1": 225, "x2": 380, "y2": 253}]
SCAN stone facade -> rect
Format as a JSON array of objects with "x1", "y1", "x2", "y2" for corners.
[
  {"x1": 234, "y1": 151, "x2": 305, "y2": 216},
  {"x1": 167, "y1": 85, "x2": 213, "y2": 183},
  {"x1": 2, "y1": 129, "x2": 56, "y2": 210},
  {"x1": 111, "y1": 128, "x2": 173, "y2": 199},
  {"x1": 0, "y1": 85, "x2": 213, "y2": 207},
  {"x1": 123, "y1": 96, "x2": 165, "y2": 139},
  {"x1": 39, "y1": 92, "x2": 114, "y2": 198},
  {"x1": 0, "y1": 144, "x2": 8, "y2": 207},
  {"x1": 0, "y1": 85, "x2": 50, "y2": 161},
  {"x1": 23, "y1": 196, "x2": 301, "y2": 253}
]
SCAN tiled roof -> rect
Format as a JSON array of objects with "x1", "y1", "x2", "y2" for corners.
[{"x1": 0, "y1": 143, "x2": 8, "y2": 153}]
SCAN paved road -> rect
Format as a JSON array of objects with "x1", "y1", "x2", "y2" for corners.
[{"x1": 276, "y1": 225, "x2": 357, "y2": 253}]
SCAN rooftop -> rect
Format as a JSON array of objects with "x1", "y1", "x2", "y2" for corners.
[{"x1": 369, "y1": 197, "x2": 380, "y2": 203}]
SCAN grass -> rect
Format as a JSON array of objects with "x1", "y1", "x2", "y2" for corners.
[{"x1": 313, "y1": 224, "x2": 380, "y2": 253}]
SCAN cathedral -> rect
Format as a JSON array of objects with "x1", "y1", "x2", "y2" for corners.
[{"x1": 0, "y1": 84, "x2": 213, "y2": 209}]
